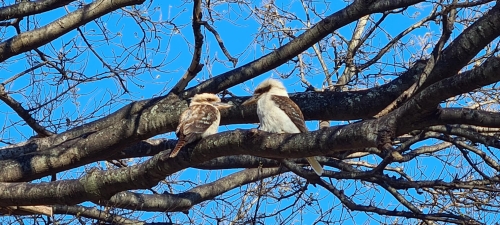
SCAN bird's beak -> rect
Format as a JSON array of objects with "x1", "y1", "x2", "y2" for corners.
[
  {"x1": 214, "y1": 102, "x2": 233, "y2": 109},
  {"x1": 242, "y1": 95, "x2": 259, "y2": 106}
]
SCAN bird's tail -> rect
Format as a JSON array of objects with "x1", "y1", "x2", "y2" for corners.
[
  {"x1": 169, "y1": 140, "x2": 186, "y2": 158},
  {"x1": 306, "y1": 157, "x2": 324, "y2": 176}
]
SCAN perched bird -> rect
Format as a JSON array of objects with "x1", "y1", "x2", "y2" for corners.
[
  {"x1": 169, "y1": 93, "x2": 233, "y2": 158},
  {"x1": 242, "y1": 79, "x2": 324, "y2": 175}
]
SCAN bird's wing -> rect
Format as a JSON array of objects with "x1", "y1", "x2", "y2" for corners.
[
  {"x1": 178, "y1": 104, "x2": 219, "y2": 143},
  {"x1": 170, "y1": 104, "x2": 219, "y2": 158},
  {"x1": 271, "y1": 95, "x2": 308, "y2": 133}
]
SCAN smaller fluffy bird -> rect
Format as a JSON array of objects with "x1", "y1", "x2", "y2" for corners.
[
  {"x1": 169, "y1": 93, "x2": 232, "y2": 158},
  {"x1": 242, "y1": 79, "x2": 324, "y2": 175}
]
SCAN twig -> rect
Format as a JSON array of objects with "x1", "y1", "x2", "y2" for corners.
[
  {"x1": 2, "y1": 61, "x2": 47, "y2": 85},
  {"x1": 74, "y1": 20, "x2": 129, "y2": 93},
  {"x1": 0, "y1": 84, "x2": 54, "y2": 137},
  {"x1": 316, "y1": 179, "x2": 477, "y2": 224},
  {"x1": 200, "y1": 21, "x2": 238, "y2": 67}
]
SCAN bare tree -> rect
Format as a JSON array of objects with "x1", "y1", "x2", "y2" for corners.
[{"x1": 0, "y1": 0, "x2": 500, "y2": 224}]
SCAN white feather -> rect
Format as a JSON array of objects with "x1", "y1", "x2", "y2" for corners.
[{"x1": 254, "y1": 79, "x2": 324, "y2": 175}]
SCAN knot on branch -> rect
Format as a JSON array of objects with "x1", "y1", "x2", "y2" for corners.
[
  {"x1": 376, "y1": 129, "x2": 393, "y2": 149},
  {"x1": 377, "y1": 128, "x2": 404, "y2": 161}
]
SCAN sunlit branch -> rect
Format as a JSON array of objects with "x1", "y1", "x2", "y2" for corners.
[
  {"x1": 100, "y1": 167, "x2": 283, "y2": 212},
  {"x1": 182, "y1": 0, "x2": 426, "y2": 98},
  {"x1": 0, "y1": 0, "x2": 75, "y2": 21},
  {"x1": 0, "y1": 0, "x2": 146, "y2": 63},
  {"x1": 337, "y1": 15, "x2": 369, "y2": 88}
]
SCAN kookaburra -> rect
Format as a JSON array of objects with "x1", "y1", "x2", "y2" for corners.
[
  {"x1": 169, "y1": 93, "x2": 232, "y2": 158},
  {"x1": 242, "y1": 79, "x2": 324, "y2": 176}
]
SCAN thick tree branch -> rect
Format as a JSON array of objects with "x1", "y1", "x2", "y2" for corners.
[
  {"x1": 182, "y1": 0, "x2": 426, "y2": 98},
  {"x1": 0, "y1": 0, "x2": 146, "y2": 63},
  {"x1": 0, "y1": 0, "x2": 75, "y2": 21},
  {"x1": 0, "y1": 122, "x2": 381, "y2": 205},
  {"x1": 224, "y1": 60, "x2": 426, "y2": 123},
  {"x1": 391, "y1": 56, "x2": 500, "y2": 134},
  {"x1": 437, "y1": 108, "x2": 500, "y2": 128},
  {"x1": 103, "y1": 167, "x2": 282, "y2": 212},
  {"x1": 0, "y1": 94, "x2": 186, "y2": 182}
]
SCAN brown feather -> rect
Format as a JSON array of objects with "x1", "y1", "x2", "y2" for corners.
[
  {"x1": 170, "y1": 104, "x2": 219, "y2": 157},
  {"x1": 169, "y1": 135, "x2": 186, "y2": 158},
  {"x1": 271, "y1": 95, "x2": 324, "y2": 175},
  {"x1": 270, "y1": 95, "x2": 308, "y2": 133}
]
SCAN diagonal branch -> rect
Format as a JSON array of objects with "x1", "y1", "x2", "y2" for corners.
[
  {"x1": 200, "y1": 21, "x2": 238, "y2": 67},
  {"x1": 182, "y1": 0, "x2": 426, "y2": 98},
  {"x1": 0, "y1": 0, "x2": 75, "y2": 21},
  {"x1": 0, "y1": 0, "x2": 146, "y2": 63},
  {"x1": 416, "y1": 2, "x2": 500, "y2": 91},
  {"x1": 390, "y1": 56, "x2": 500, "y2": 134},
  {"x1": 0, "y1": 84, "x2": 54, "y2": 137},
  {"x1": 169, "y1": 0, "x2": 204, "y2": 95},
  {"x1": 102, "y1": 167, "x2": 283, "y2": 212}
]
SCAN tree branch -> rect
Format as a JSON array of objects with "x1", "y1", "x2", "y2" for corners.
[
  {"x1": 0, "y1": 0, "x2": 75, "y2": 21},
  {"x1": 169, "y1": 0, "x2": 204, "y2": 95},
  {"x1": 416, "y1": 2, "x2": 500, "y2": 92},
  {"x1": 103, "y1": 167, "x2": 283, "y2": 212},
  {"x1": 0, "y1": 84, "x2": 54, "y2": 137},
  {"x1": 53, "y1": 205, "x2": 143, "y2": 225},
  {"x1": 0, "y1": 0, "x2": 146, "y2": 63},
  {"x1": 181, "y1": 0, "x2": 426, "y2": 98}
]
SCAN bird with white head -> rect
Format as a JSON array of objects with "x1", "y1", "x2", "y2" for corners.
[{"x1": 242, "y1": 79, "x2": 324, "y2": 176}]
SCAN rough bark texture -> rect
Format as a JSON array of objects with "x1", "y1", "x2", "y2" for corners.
[{"x1": 0, "y1": 0, "x2": 500, "y2": 224}]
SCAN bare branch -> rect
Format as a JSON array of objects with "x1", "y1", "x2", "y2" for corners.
[
  {"x1": 53, "y1": 205, "x2": 143, "y2": 225},
  {"x1": 103, "y1": 168, "x2": 283, "y2": 212},
  {"x1": 169, "y1": 0, "x2": 204, "y2": 95},
  {"x1": 182, "y1": 0, "x2": 426, "y2": 97},
  {"x1": 0, "y1": 0, "x2": 75, "y2": 21},
  {"x1": 0, "y1": 84, "x2": 54, "y2": 137},
  {"x1": 200, "y1": 21, "x2": 238, "y2": 67},
  {"x1": 0, "y1": 0, "x2": 146, "y2": 63}
]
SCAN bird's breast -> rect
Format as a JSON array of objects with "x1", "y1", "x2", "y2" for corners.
[{"x1": 257, "y1": 98, "x2": 301, "y2": 134}]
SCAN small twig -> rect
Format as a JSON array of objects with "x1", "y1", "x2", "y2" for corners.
[
  {"x1": 170, "y1": 0, "x2": 204, "y2": 95},
  {"x1": 74, "y1": 24, "x2": 129, "y2": 93},
  {"x1": 2, "y1": 61, "x2": 47, "y2": 85},
  {"x1": 316, "y1": 179, "x2": 476, "y2": 224},
  {"x1": 200, "y1": 21, "x2": 238, "y2": 67},
  {"x1": 0, "y1": 84, "x2": 54, "y2": 137}
]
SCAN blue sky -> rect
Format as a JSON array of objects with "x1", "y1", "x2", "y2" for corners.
[{"x1": 0, "y1": 0, "x2": 493, "y2": 224}]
